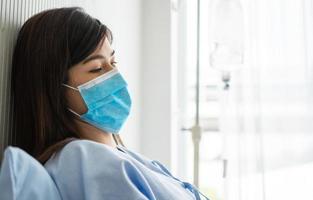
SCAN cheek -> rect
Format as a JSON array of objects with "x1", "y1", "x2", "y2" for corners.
[{"x1": 65, "y1": 89, "x2": 88, "y2": 115}]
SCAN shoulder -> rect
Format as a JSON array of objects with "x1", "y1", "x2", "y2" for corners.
[
  {"x1": 45, "y1": 139, "x2": 127, "y2": 172},
  {"x1": 57, "y1": 139, "x2": 120, "y2": 156}
]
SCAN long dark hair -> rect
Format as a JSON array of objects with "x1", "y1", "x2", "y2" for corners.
[{"x1": 10, "y1": 7, "x2": 118, "y2": 163}]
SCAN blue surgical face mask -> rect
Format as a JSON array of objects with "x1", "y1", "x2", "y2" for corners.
[{"x1": 62, "y1": 68, "x2": 131, "y2": 134}]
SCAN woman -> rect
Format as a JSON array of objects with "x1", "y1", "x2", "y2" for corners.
[{"x1": 10, "y1": 7, "x2": 209, "y2": 200}]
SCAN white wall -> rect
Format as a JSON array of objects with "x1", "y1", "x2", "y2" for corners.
[{"x1": 141, "y1": 0, "x2": 175, "y2": 169}]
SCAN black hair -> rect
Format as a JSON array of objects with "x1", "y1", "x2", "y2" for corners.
[{"x1": 10, "y1": 7, "x2": 113, "y2": 162}]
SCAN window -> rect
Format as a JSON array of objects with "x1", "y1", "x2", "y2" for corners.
[{"x1": 175, "y1": 0, "x2": 313, "y2": 199}]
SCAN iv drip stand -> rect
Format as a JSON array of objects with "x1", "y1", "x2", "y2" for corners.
[
  {"x1": 192, "y1": 0, "x2": 201, "y2": 187},
  {"x1": 180, "y1": 0, "x2": 201, "y2": 188}
]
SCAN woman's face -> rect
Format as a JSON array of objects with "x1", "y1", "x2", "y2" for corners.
[{"x1": 64, "y1": 37, "x2": 116, "y2": 114}]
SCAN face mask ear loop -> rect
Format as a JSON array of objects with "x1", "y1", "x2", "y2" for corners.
[
  {"x1": 62, "y1": 83, "x2": 81, "y2": 117},
  {"x1": 67, "y1": 108, "x2": 81, "y2": 117},
  {"x1": 62, "y1": 83, "x2": 79, "y2": 91}
]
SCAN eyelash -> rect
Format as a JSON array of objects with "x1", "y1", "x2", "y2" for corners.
[
  {"x1": 90, "y1": 67, "x2": 102, "y2": 73},
  {"x1": 90, "y1": 62, "x2": 117, "y2": 73}
]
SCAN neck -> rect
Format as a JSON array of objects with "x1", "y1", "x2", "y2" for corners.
[{"x1": 74, "y1": 118, "x2": 117, "y2": 147}]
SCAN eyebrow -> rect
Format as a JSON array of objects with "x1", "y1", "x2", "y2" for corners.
[{"x1": 82, "y1": 50, "x2": 115, "y2": 64}]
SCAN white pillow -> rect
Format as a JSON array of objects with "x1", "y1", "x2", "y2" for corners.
[{"x1": 0, "y1": 147, "x2": 61, "y2": 200}]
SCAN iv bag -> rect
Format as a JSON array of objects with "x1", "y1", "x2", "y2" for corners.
[{"x1": 210, "y1": 0, "x2": 244, "y2": 71}]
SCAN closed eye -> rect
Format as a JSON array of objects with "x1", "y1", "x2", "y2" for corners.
[{"x1": 89, "y1": 67, "x2": 103, "y2": 73}]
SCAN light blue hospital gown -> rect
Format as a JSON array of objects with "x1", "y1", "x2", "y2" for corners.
[{"x1": 44, "y1": 139, "x2": 209, "y2": 200}]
